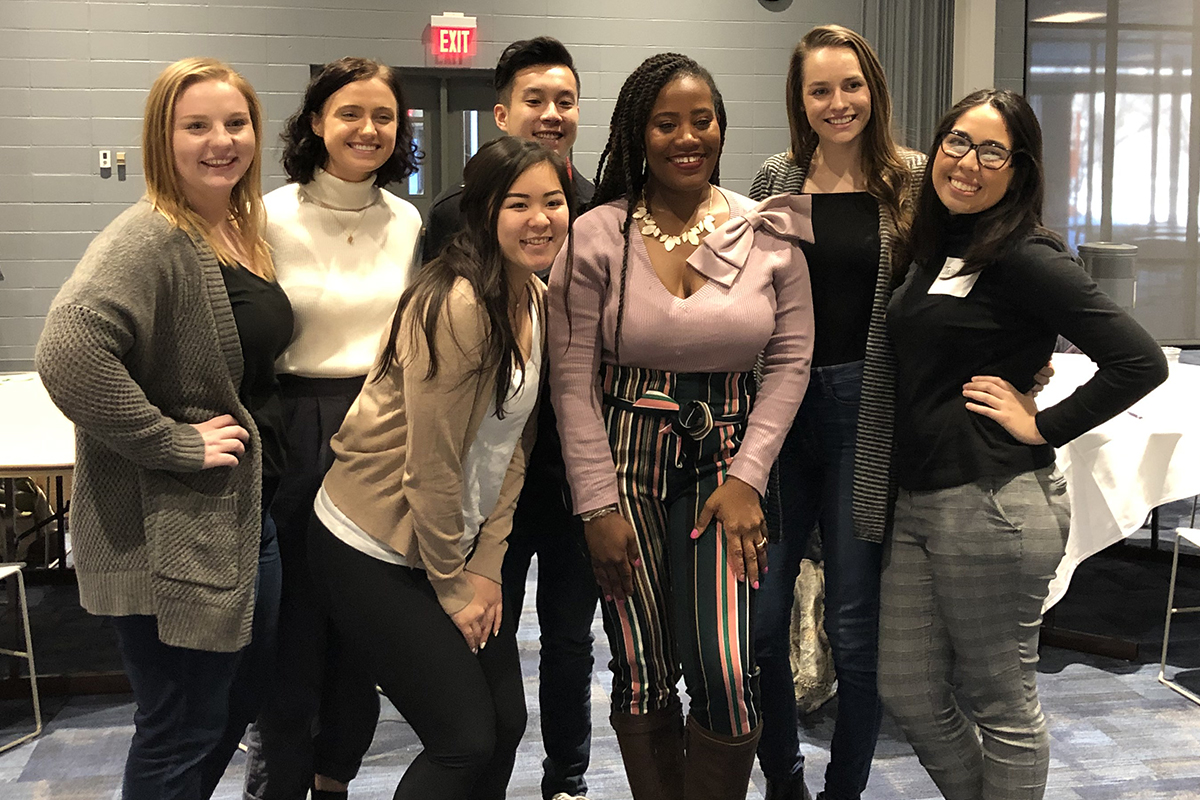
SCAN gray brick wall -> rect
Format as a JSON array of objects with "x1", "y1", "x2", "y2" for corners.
[
  {"x1": 1, "y1": 0, "x2": 880, "y2": 370},
  {"x1": 994, "y1": 0, "x2": 1026, "y2": 92}
]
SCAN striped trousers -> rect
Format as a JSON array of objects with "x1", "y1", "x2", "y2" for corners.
[
  {"x1": 878, "y1": 466, "x2": 1070, "y2": 800},
  {"x1": 598, "y1": 364, "x2": 759, "y2": 737}
]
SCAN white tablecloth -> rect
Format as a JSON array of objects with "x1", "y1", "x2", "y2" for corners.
[
  {"x1": 0, "y1": 372, "x2": 75, "y2": 475},
  {"x1": 1039, "y1": 353, "x2": 1200, "y2": 609}
]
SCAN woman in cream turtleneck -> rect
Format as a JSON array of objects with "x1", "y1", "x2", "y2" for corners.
[{"x1": 244, "y1": 57, "x2": 422, "y2": 800}]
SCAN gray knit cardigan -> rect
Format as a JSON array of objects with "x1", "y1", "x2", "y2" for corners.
[
  {"x1": 36, "y1": 200, "x2": 262, "y2": 652},
  {"x1": 750, "y1": 149, "x2": 926, "y2": 544}
]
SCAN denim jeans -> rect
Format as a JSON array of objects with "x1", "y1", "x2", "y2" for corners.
[
  {"x1": 754, "y1": 360, "x2": 883, "y2": 800},
  {"x1": 114, "y1": 509, "x2": 282, "y2": 800}
]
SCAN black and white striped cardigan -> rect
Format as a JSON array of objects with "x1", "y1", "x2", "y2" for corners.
[{"x1": 750, "y1": 149, "x2": 926, "y2": 544}]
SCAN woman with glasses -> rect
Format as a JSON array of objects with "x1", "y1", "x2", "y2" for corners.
[{"x1": 880, "y1": 88, "x2": 1166, "y2": 800}]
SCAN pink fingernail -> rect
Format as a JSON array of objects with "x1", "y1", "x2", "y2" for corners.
[
  {"x1": 605, "y1": 594, "x2": 613, "y2": 602},
  {"x1": 752, "y1": 581, "x2": 760, "y2": 589},
  {"x1": 762, "y1": 566, "x2": 769, "y2": 573},
  {"x1": 690, "y1": 528, "x2": 700, "y2": 539},
  {"x1": 633, "y1": 558, "x2": 642, "y2": 567}
]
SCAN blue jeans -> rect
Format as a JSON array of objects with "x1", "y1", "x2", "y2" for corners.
[
  {"x1": 114, "y1": 509, "x2": 282, "y2": 800},
  {"x1": 754, "y1": 360, "x2": 883, "y2": 800}
]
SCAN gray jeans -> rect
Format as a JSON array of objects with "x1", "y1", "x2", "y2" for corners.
[{"x1": 878, "y1": 466, "x2": 1070, "y2": 800}]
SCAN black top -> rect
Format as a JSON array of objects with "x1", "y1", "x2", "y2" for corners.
[
  {"x1": 802, "y1": 192, "x2": 880, "y2": 367},
  {"x1": 422, "y1": 163, "x2": 595, "y2": 265},
  {"x1": 221, "y1": 264, "x2": 294, "y2": 484},
  {"x1": 886, "y1": 214, "x2": 1167, "y2": 491}
]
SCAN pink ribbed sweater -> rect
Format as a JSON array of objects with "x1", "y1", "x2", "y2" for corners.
[{"x1": 548, "y1": 191, "x2": 815, "y2": 514}]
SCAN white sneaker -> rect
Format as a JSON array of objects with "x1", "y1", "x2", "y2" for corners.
[{"x1": 550, "y1": 794, "x2": 589, "y2": 800}]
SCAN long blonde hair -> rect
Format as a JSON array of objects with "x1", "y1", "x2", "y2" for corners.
[
  {"x1": 785, "y1": 25, "x2": 914, "y2": 249},
  {"x1": 143, "y1": 57, "x2": 273, "y2": 278}
]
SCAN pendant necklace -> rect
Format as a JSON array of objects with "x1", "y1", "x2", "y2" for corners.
[
  {"x1": 632, "y1": 185, "x2": 716, "y2": 252},
  {"x1": 300, "y1": 188, "x2": 379, "y2": 244}
]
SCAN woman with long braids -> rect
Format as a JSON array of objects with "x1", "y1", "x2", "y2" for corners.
[
  {"x1": 548, "y1": 53, "x2": 814, "y2": 800},
  {"x1": 747, "y1": 25, "x2": 923, "y2": 800}
]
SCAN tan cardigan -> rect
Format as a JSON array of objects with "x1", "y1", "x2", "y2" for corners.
[{"x1": 322, "y1": 275, "x2": 542, "y2": 616}]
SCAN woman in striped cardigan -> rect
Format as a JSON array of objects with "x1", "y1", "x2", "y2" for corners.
[{"x1": 747, "y1": 25, "x2": 924, "y2": 800}]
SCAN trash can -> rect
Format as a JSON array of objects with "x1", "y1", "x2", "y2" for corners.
[{"x1": 1078, "y1": 242, "x2": 1137, "y2": 310}]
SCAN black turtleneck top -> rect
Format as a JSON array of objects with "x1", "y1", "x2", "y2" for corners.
[{"x1": 886, "y1": 213, "x2": 1167, "y2": 491}]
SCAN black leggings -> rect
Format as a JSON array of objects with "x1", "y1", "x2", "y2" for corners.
[{"x1": 310, "y1": 518, "x2": 527, "y2": 800}]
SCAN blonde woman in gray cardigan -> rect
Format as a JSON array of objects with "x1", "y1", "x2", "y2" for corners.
[{"x1": 36, "y1": 58, "x2": 287, "y2": 800}]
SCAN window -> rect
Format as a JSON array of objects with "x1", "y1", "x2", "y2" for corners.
[{"x1": 1027, "y1": 0, "x2": 1198, "y2": 342}]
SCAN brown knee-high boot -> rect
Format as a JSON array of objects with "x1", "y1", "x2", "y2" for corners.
[
  {"x1": 683, "y1": 715, "x2": 762, "y2": 800},
  {"x1": 610, "y1": 698, "x2": 686, "y2": 800}
]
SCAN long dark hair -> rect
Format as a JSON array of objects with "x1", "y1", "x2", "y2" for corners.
[
  {"x1": 375, "y1": 137, "x2": 575, "y2": 417},
  {"x1": 585, "y1": 53, "x2": 727, "y2": 363},
  {"x1": 280, "y1": 57, "x2": 421, "y2": 187},
  {"x1": 786, "y1": 25, "x2": 915, "y2": 255},
  {"x1": 907, "y1": 88, "x2": 1059, "y2": 273}
]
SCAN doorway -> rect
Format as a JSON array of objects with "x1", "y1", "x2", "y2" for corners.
[{"x1": 393, "y1": 68, "x2": 501, "y2": 218}]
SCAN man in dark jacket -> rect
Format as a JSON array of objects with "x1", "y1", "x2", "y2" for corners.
[{"x1": 423, "y1": 37, "x2": 596, "y2": 800}]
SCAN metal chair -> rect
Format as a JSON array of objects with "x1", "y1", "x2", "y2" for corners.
[
  {"x1": 1158, "y1": 528, "x2": 1200, "y2": 705},
  {"x1": 0, "y1": 562, "x2": 43, "y2": 752}
]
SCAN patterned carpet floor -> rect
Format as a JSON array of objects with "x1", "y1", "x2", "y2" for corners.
[{"x1": 2, "y1": 517, "x2": 1199, "y2": 799}]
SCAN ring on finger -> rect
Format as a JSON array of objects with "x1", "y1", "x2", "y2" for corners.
[{"x1": 754, "y1": 537, "x2": 767, "y2": 550}]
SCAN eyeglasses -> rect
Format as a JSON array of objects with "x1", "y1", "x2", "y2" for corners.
[{"x1": 940, "y1": 132, "x2": 1014, "y2": 170}]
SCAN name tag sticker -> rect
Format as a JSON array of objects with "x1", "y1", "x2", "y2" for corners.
[{"x1": 928, "y1": 257, "x2": 981, "y2": 297}]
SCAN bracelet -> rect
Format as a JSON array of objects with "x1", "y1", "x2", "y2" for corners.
[{"x1": 580, "y1": 504, "x2": 619, "y2": 523}]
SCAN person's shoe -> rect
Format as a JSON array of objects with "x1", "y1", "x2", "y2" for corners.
[
  {"x1": 763, "y1": 773, "x2": 812, "y2": 800},
  {"x1": 549, "y1": 794, "x2": 589, "y2": 800}
]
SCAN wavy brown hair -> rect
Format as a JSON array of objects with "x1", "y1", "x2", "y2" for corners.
[
  {"x1": 143, "y1": 57, "x2": 272, "y2": 278},
  {"x1": 786, "y1": 25, "x2": 915, "y2": 254}
]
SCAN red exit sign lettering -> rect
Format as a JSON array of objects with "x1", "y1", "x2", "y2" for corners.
[{"x1": 430, "y1": 13, "x2": 477, "y2": 61}]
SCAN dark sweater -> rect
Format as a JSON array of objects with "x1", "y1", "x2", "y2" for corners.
[{"x1": 887, "y1": 215, "x2": 1168, "y2": 491}]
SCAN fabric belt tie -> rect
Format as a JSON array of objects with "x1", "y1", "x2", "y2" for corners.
[{"x1": 603, "y1": 390, "x2": 745, "y2": 441}]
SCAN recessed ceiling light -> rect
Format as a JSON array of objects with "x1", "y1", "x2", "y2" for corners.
[{"x1": 1032, "y1": 11, "x2": 1107, "y2": 23}]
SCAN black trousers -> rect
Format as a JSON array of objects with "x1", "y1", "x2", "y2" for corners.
[
  {"x1": 244, "y1": 376, "x2": 380, "y2": 799},
  {"x1": 311, "y1": 519, "x2": 527, "y2": 800},
  {"x1": 501, "y1": 467, "x2": 597, "y2": 799}
]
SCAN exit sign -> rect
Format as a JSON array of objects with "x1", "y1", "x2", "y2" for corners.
[{"x1": 430, "y1": 12, "x2": 477, "y2": 61}]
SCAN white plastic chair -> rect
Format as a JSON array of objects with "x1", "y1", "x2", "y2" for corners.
[
  {"x1": 1158, "y1": 529, "x2": 1200, "y2": 705},
  {"x1": 0, "y1": 562, "x2": 43, "y2": 752}
]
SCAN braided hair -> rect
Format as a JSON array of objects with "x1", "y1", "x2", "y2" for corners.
[{"x1": 578, "y1": 53, "x2": 727, "y2": 363}]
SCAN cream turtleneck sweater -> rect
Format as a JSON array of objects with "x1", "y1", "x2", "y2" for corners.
[{"x1": 265, "y1": 169, "x2": 423, "y2": 378}]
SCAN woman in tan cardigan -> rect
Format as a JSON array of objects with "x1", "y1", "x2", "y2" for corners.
[{"x1": 308, "y1": 136, "x2": 574, "y2": 800}]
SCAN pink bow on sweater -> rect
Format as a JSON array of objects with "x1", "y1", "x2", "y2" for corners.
[{"x1": 686, "y1": 193, "x2": 815, "y2": 287}]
